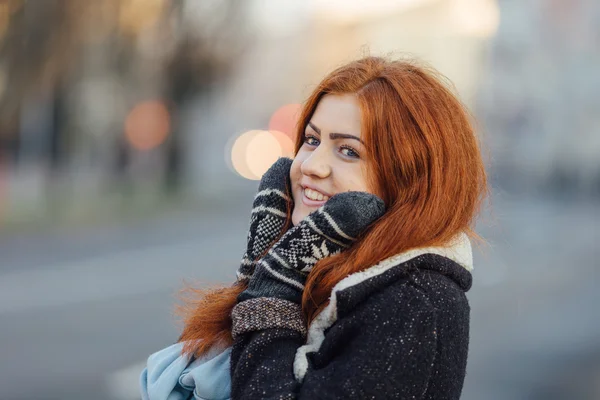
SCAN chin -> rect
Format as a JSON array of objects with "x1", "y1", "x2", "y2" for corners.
[
  {"x1": 291, "y1": 206, "x2": 308, "y2": 226},
  {"x1": 291, "y1": 210, "x2": 302, "y2": 226}
]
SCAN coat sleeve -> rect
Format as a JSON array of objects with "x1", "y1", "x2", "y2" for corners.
[{"x1": 230, "y1": 285, "x2": 439, "y2": 400}]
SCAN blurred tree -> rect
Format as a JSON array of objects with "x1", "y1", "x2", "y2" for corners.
[
  {"x1": 0, "y1": 0, "x2": 247, "y2": 192},
  {"x1": 162, "y1": 0, "x2": 247, "y2": 191}
]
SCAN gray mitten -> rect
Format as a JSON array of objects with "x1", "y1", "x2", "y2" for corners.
[
  {"x1": 238, "y1": 191, "x2": 386, "y2": 304},
  {"x1": 236, "y1": 157, "x2": 293, "y2": 282}
]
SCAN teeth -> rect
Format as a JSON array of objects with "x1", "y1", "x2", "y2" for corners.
[{"x1": 304, "y1": 188, "x2": 329, "y2": 202}]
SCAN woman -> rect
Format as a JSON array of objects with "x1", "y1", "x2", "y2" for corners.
[{"x1": 141, "y1": 56, "x2": 487, "y2": 400}]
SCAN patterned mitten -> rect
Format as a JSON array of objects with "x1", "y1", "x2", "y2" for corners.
[
  {"x1": 236, "y1": 157, "x2": 293, "y2": 282},
  {"x1": 237, "y1": 191, "x2": 386, "y2": 304}
]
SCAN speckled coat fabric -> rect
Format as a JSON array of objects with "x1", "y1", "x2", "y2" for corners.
[{"x1": 230, "y1": 252, "x2": 473, "y2": 400}]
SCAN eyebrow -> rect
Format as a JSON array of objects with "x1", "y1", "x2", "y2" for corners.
[{"x1": 307, "y1": 122, "x2": 364, "y2": 144}]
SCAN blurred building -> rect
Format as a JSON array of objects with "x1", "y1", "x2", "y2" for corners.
[
  {"x1": 478, "y1": 0, "x2": 600, "y2": 195},
  {"x1": 0, "y1": 0, "x2": 247, "y2": 223},
  {"x1": 1, "y1": 0, "x2": 597, "y2": 228}
]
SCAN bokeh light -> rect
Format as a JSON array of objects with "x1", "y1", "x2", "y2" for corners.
[
  {"x1": 125, "y1": 100, "x2": 171, "y2": 151},
  {"x1": 231, "y1": 130, "x2": 262, "y2": 180},
  {"x1": 311, "y1": 0, "x2": 429, "y2": 24},
  {"x1": 245, "y1": 131, "x2": 283, "y2": 178},
  {"x1": 451, "y1": 0, "x2": 500, "y2": 38},
  {"x1": 268, "y1": 104, "x2": 302, "y2": 141},
  {"x1": 119, "y1": 0, "x2": 166, "y2": 36},
  {"x1": 230, "y1": 130, "x2": 295, "y2": 180},
  {"x1": 269, "y1": 130, "x2": 295, "y2": 157}
]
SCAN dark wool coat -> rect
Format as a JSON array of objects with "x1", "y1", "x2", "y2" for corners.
[{"x1": 230, "y1": 233, "x2": 473, "y2": 400}]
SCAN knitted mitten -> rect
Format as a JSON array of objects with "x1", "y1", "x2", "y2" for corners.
[
  {"x1": 237, "y1": 191, "x2": 385, "y2": 304},
  {"x1": 236, "y1": 157, "x2": 293, "y2": 282}
]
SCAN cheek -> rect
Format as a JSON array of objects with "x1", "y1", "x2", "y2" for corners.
[
  {"x1": 337, "y1": 166, "x2": 371, "y2": 193},
  {"x1": 290, "y1": 157, "x2": 302, "y2": 186},
  {"x1": 290, "y1": 150, "x2": 309, "y2": 185}
]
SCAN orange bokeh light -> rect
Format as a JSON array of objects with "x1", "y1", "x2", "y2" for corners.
[
  {"x1": 269, "y1": 130, "x2": 295, "y2": 157},
  {"x1": 268, "y1": 104, "x2": 302, "y2": 141},
  {"x1": 231, "y1": 130, "x2": 262, "y2": 180},
  {"x1": 125, "y1": 101, "x2": 170, "y2": 151},
  {"x1": 246, "y1": 131, "x2": 283, "y2": 178},
  {"x1": 230, "y1": 130, "x2": 295, "y2": 180}
]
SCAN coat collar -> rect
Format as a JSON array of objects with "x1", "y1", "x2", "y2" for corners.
[{"x1": 293, "y1": 232, "x2": 473, "y2": 382}]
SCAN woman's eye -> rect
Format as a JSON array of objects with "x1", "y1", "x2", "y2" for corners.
[
  {"x1": 340, "y1": 146, "x2": 360, "y2": 159},
  {"x1": 304, "y1": 135, "x2": 320, "y2": 146}
]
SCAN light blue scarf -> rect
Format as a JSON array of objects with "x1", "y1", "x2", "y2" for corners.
[{"x1": 140, "y1": 342, "x2": 231, "y2": 400}]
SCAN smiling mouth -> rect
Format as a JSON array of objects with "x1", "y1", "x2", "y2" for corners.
[
  {"x1": 305, "y1": 188, "x2": 329, "y2": 201},
  {"x1": 302, "y1": 187, "x2": 330, "y2": 203}
]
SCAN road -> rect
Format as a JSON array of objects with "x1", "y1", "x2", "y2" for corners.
[{"x1": 0, "y1": 190, "x2": 598, "y2": 399}]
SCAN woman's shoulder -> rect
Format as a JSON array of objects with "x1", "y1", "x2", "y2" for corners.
[
  {"x1": 302, "y1": 251, "x2": 472, "y2": 361},
  {"x1": 332, "y1": 252, "x2": 472, "y2": 320}
]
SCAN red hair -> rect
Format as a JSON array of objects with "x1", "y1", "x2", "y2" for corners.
[{"x1": 177, "y1": 56, "x2": 488, "y2": 357}]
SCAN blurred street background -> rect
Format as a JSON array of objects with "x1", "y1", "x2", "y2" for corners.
[{"x1": 0, "y1": 0, "x2": 598, "y2": 399}]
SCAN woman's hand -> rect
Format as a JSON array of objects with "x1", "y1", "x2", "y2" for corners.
[
  {"x1": 236, "y1": 157, "x2": 293, "y2": 282},
  {"x1": 237, "y1": 191, "x2": 385, "y2": 304}
]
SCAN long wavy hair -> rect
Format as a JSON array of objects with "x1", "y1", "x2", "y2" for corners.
[{"x1": 177, "y1": 56, "x2": 488, "y2": 358}]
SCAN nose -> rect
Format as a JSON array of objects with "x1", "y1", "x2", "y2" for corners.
[{"x1": 300, "y1": 147, "x2": 331, "y2": 179}]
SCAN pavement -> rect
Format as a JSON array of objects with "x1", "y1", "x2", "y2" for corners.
[{"x1": 0, "y1": 190, "x2": 598, "y2": 400}]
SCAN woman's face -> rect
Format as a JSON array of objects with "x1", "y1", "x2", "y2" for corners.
[{"x1": 290, "y1": 93, "x2": 374, "y2": 225}]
